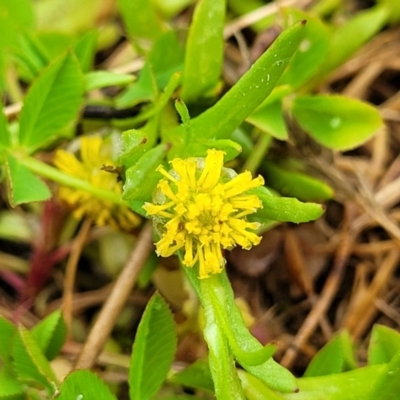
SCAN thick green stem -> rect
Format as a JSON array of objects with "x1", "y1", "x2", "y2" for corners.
[{"x1": 16, "y1": 154, "x2": 125, "y2": 205}]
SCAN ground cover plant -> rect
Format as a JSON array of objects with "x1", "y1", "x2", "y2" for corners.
[{"x1": 1, "y1": 0, "x2": 400, "y2": 398}]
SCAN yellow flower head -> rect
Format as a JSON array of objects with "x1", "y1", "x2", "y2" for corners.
[
  {"x1": 143, "y1": 149, "x2": 264, "y2": 279},
  {"x1": 53, "y1": 135, "x2": 140, "y2": 230}
]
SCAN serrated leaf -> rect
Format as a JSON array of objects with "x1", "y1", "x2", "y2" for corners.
[
  {"x1": 18, "y1": 52, "x2": 84, "y2": 152},
  {"x1": 189, "y1": 21, "x2": 306, "y2": 140},
  {"x1": 57, "y1": 370, "x2": 117, "y2": 400},
  {"x1": 5, "y1": 153, "x2": 51, "y2": 206},
  {"x1": 181, "y1": 0, "x2": 225, "y2": 102},
  {"x1": 291, "y1": 95, "x2": 383, "y2": 150},
  {"x1": 31, "y1": 310, "x2": 67, "y2": 361},
  {"x1": 368, "y1": 324, "x2": 400, "y2": 365},
  {"x1": 0, "y1": 105, "x2": 11, "y2": 149},
  {"x1": 0, "y1": 316, "x2": 16, "y2": 362},
  {"x1": 129, "y1": 293, "x2": 177, "y2": 400},
  {"x1": 84, "y1": 71, "x2": 134, "y2": 91},
  {"x1": 250, "y1": 186, "x2": 325, "y2": 224},
  {"x1": 12, "y1": 326, "x2": 57, "y2": 394},
  {"x1": 263, "y1": 161, "x2": 334, "y2": 202}
]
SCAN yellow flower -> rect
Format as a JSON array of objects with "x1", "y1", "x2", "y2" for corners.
[
  {"x1": 143, "y1": 149, "x2": 264, "y2": 279},
  {"x1": 53, "y1": 135, "x2": 140, "y2": 230}
]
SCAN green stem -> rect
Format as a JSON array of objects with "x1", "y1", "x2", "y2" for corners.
[
  {"x1": 200, "y1": 274, "x2": 246, "y2": 400},
  {"x1": 17, "y1": 154, "x2": 125, "y2": 205},
  {"x1": 241, "y1": 130, "x2": 272, "y2": 175}
]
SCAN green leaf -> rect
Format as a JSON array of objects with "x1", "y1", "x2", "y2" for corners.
[
  {"x1": 13, "y1": 32, "x2": 50, "y2": 81},
  {"x1": 251, "y1": 186, "x2": 325, "y2": 224},
  {"x1": 0, "y1": 316, "x2": 16, "y2": 362},
  {"x1": 72, "y1": 30, "x2": 98, "y2": 73},
  {"x1": 291, "y1": 95, "x2": 383, "y2": 150},
  {"x1": 117, "y1": 0, "x2": 165, "y2": 46},
  {"x1": 263, "y1": 161, "x2": 334, "y2": 202},
  {"x1": 312, "y1": 5, "x2": 388, "y2": 84},
  {"x1": 189, "y1": 21, "x2": 306, "y2": 140},
  {"x1": 280, "y1": 9, "x2": 330, "y2": 89},
  {"x1": 123, "y1": 144, "x2": 168, "y2": 202},
  {"x1": 57, "y1": 370, "x2": 117, "y2": 400},
  {"x1": 365, "y1": 350, "x2": 400, "y2": 400},
  {"x1": 129, "y1": 293, "x2": 177, "y2": 400},
  {"x1": 170, "y1": 360, "x2": 214, "y2": 393},
  {"x1": 0, "y1": 368, "x2": 25, "y2": 400},
  {"x1": 247, "y1": 100, "x2": 287, "y2": 140},
  {"x1": 368, "y1": 324, "x2": 400, "y2": 365},
  {"x1": 181, "y1": 0, "x2": 225, "y2": 102},
  {"x1": 31, "y1": 310, "x2": 67, "y2": 361},
  {"x1": 12, "y1": 326, "x2": 57, "y2": 394},
  {"x1": 304, "y1": 331, "x2": 356, "y2": 377},
  {"x1": 19, "y1": 52, "x2": 84, "y2": 152},
  {"x1": 282, "y1": 365, "x2": 386, "y2": 400},
  {"x1": 116, "y1": 32, "x2": 184, "y2": 108},
  {"x1": 84, "y1": 71, "x2": 135, "y2": 91},
  {"x1": 5, "y1": 153, "x2": 51, "y2": 206}
]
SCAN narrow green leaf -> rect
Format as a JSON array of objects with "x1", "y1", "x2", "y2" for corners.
[
  {"x1": 280, "y1": 9, "x2": 330, "y2": 89},
  {"x1": 129, "y1": 293, "x2": 177, "y2": 400},
  {"x1": 368, "y1": 324, "x2": 400, "y2": 365},
  {"x1": 123, "y1": 144, "x2": 168, "y2": 202},
  {"x1": 84, "y1": 71, "x2": 134, "y2": 91},
  {"x1": 12, "y1": 326, "x2": 57, "y2": 393},
  {"x1": 117, "y1": 0, "x2": 165, "y2": 46},
  {"x1": 31, "y1": 310, "x2": 67, "y2": 361},
  {"x1": 0, "y1": 316, "x2": 16, "y2": 362},
  {"x1": 190, "y1": 21, "x2": 306, "y2": 140},
  {"x1": 250, "y1": 187, "x2": 325, "y2": 224},
  {"x1": 311, "y1": 5, "x2": 388, "y2": 85},
  {"x1": 263, "y1": 161, "x2": 334, "y2": 202},
  {"x1": 291, "y1": 95, "x2": 383, "y2": 150},
  {"x1": 181, "y1": 0, "x2": 225, "y2": 102},
  {"x1": 282, "y1": 365, "x2": 386, "y2": 400},
  {"x1": 19, "y1": 52, "x2": 84, "y2": 152},
  {"x1": 5, "y1": 153, "x2": 51, "y2": 206},
  {"x1": 57, "y1": 370, "x2": 117, "y2": 400}
]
